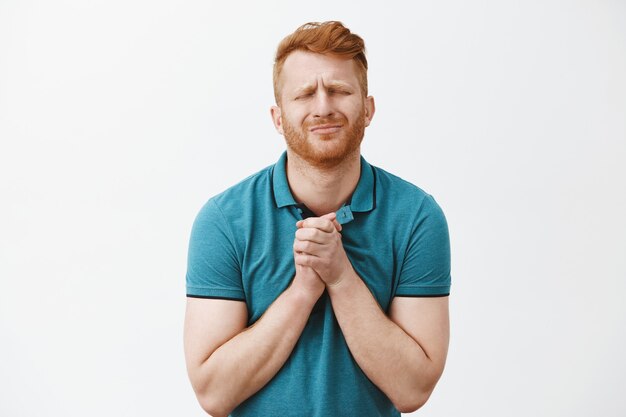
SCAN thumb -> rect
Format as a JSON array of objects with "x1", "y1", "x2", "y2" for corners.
[{"x1": 321, "y1": 212, "x2": 342, "y2": 232}]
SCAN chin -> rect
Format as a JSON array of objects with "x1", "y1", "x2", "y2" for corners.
[
  {"x1": 284, "y1": 122, "x2": 364, "y2": 168},
  {"x1": 306, "y1": 145, "x2": 361, "y2": 168}
]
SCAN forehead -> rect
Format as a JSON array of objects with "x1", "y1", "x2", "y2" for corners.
[{"x1": 279, "y1": 51, "x2": 361, "y2": 91}]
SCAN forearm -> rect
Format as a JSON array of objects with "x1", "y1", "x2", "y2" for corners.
[
  {"x1": 327, "y1": 272, "x2": 441, "y2": 412},
  {"x1": 193, "y1": 285, "x2": 318, "y2": 416}
]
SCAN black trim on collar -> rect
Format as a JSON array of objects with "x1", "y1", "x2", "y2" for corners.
[{"x1": 295, "y1": 203, "x2": 317, "y2": 219}]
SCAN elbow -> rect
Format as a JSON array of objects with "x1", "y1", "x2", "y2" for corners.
[
  {"x1": 394, "y1": 361, "x2": 446, "y2": 413},
  {"x1": 197, "y1": 393, "x2": 231, "y2": 417},
  {"x1": 395, "y1": 396, "x2": 429, "y2": 414},
  {"x1": 188, "y1": 366, "x2": 233, "y2": 417},
  {"x1": 191, "y1": 375, "x2": 232, "y2": 417},
  {"x1": 393, "y1": 388, "x2": 433, "y2": 414}
]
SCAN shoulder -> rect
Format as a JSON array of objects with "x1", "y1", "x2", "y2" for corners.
[
  {"x1": 197, "y1": 163, "x2": 274, "y2": 221},
  {"x1": 370, "y1": 164, "x2": 443, "y2": 218}
]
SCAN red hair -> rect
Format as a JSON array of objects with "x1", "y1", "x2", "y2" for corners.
[{"x1": 273, "y1": 21, "x2": 368, "y2": 104}]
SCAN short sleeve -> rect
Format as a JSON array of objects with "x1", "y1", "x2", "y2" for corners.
[
  {"x1": 186, "y1": 199, "x2": 245, "y2": 300},
  {"x1": 395, "y1": 194, "x2": 451, "y2": 297}
]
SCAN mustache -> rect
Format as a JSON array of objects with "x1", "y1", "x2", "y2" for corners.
[{"x1": 304, "y1": 117, "x2": 347, "y2": 128}]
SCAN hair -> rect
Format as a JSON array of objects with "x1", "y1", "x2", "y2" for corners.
[{"x1": 273, "y1": 21, "x2": 368, "y2": 104}]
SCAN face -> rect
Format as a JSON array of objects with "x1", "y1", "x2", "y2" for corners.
[{"x1": 271, "y1": 51, "x2": 375, "y2": 169}]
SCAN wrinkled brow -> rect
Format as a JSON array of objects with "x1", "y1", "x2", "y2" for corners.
[{"x1": 294, "y1": 81, "x2": 354, "y2": 95}]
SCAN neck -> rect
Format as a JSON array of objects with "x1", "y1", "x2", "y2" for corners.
[{"x1": 286, "y1": 149, "x2": 361, "y2": 216}]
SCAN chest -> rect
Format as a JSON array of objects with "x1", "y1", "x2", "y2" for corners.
[{"x1": 239, "y1": 209, "x2": 405, "y2": 323}]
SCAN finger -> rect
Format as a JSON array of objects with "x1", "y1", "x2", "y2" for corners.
[
  {"x1": 293, "y1": 239, "x2": 322, "y2": 254},
  {"x1": 297, "y1": 214, "x2": 333, "y2": 229},
  {"x1": 321, "y1": 212, "x2": 343, "y2": 232},
  {"x1": 331, "y1": 218, "x2": 342, "y2": 232},
  {"x1": 299, "y1": 216, "x2": 335, "y2": 233},
  {"x1": 320, "y1": 212, "x2": 336, "y2": 221},
  {"x1": 296, "y1": 212, "x2": 342, "y2": 231},
  {"x1": 294, "y1": 252, "x2": 319, "y2": 268},
  {"x1": 295, "y1": 227, "x2": 329, "y2": 244}
]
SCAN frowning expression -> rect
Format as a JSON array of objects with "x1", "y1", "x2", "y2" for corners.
[{"x1": 271, "y1": 51, "x2": 375, "y2": 168}]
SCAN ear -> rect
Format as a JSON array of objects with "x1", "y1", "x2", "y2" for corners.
[
  {"x1": 270, "y1": 105, "x2": 284, "y2": 135},
  {"x1": 363, "y1": 96, "x2": 375, "y2": 127}
]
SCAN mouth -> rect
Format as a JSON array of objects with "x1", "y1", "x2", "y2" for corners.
[{"x1": 309, "y1": 124, "x2": 343, "y2": 134}]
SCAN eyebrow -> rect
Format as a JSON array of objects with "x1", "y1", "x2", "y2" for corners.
[
  {"x1": 294, "y1": 85, "x2": 316, "y2": 95},
  {"x1": 293, "y1": 81, "x2": 354, "y2": 95}
]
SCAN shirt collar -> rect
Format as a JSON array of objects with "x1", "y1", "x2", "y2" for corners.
[{"x1": 271, "y1": 151, "x2": 375, "y2": 214}]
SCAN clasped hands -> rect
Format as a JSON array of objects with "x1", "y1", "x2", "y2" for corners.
[{"x1": 292, "y1": 212, "x2": 354, "y2": 294}]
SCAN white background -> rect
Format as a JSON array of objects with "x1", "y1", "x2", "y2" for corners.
[{"x1": 1, "y1": 1, "x2": 625, "y2": 416}]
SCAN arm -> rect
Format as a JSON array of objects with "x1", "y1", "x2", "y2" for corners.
[
  {"x1": 293, "y1": 214, "x2": 449, "y2": 412},
  {"x1": 183, "y1": 265, "x2": 324, "y2": 417},
  {"x1": 327, "y1": 275, "x2": 449, "y2": 412}
]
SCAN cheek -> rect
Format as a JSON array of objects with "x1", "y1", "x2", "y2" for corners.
[
  {"x1": 345, "y1": 104, "x2": 365, "y2": 122},
  {"x1": 283, "y1": 107, "x2": 307, "y2": 127},
  {"x1": 344, "y1": 98, "x2": 365, "y2": 113}
]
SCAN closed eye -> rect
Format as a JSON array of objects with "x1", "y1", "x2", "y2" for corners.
[
  {"x1": 295, "y1": 93, "x2": 313, "y2": 100},
  {"x1": 329, "y1": 88, "x2": 352, "y2": 95}
]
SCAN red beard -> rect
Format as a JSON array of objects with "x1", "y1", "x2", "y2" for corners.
[{"x1": 282, "y1": 111, "x2": 366, "y2": 169}]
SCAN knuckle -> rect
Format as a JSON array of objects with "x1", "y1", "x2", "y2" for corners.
[{"x1": 299, "y1": 228, "x2": 312, "y2": 240}]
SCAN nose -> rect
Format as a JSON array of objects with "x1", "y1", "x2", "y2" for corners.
[{"x1": 312, "y1": 90, "x2": 334, "y2": 118}]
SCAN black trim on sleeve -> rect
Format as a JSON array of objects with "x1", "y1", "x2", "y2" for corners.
[
  {"x1": 395, "y1": 293, "x2": 450, "y2": 298},
  {"x1": 186, "y1": 294, "x2": 246, "y2": 301}
]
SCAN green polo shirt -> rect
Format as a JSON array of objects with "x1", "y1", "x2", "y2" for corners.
[{"x1": 186, "y1": 152, "x2": 451, "y2": 416}]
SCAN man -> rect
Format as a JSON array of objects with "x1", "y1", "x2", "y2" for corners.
[{"x1": 184, "y1": 21, "x2": 451, "y2": 417}]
